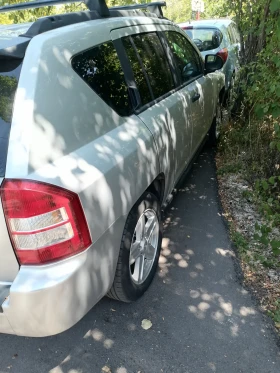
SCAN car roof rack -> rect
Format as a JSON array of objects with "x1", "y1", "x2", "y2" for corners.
[
  {"x1": 0, "y1": 0, "x2": 166, "y2": 18},
  {"x1": 0, "y1": 1, "x2": 167, "y2": 59}
]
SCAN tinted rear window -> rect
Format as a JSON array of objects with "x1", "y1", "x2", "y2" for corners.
[
  {"x1": 185, "y1": 28, "x2": 223, "y2": 52},
  {"x1": 0, "y1": 59, "x2": 21, "y2": 177},
  {"x1": 72, "y1": 41, "x2": 132, "y2": 116}
]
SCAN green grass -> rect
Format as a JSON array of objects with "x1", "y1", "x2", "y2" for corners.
[
  {"x1": 217, "y1": 162, "x2": 242, "y2": 176},
  {"x1": 231, "y1": 229, "x2": 249, "y2": 254},
  {"x1": 268, "y1": 300, "x2": 280, "y2": 324}
]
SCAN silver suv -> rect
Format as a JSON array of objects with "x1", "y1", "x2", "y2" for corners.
[
  {"x1": 0, "y1": 0, "x2": 224, "y2": 337},
  {"x1": 179, "y1": 19, "x2": 240, "y2": 104}
]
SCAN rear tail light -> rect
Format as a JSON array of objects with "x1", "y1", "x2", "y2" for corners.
[
  {"x1": 1, "y1": 180, "x2": 92, "y2": 265},
  {"x1": 217, "y1": 48, "x2": 228, "y2": 63}
]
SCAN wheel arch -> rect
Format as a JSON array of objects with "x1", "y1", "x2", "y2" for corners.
[{"x1": 146, "y1": 173, "x2": 165, "y2": 206}]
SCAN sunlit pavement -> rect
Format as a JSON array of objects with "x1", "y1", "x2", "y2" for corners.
[{"x1": 0, "y1": 147, "x2": 280, "y2": 373}]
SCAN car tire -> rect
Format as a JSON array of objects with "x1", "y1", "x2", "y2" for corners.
[
  {"x1": 208, "y1": 101, "x2": 222, "y2": 146},
  {"x1": 107, "y1": 191, "x2": 162, "y2": 302}
]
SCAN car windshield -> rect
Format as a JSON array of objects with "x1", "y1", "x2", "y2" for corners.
[
  {"x1": 185, "y1": 28, "x2": 223, "y2": 52},
  {"x1": 0, "y1": 59, "x2": 21, "y2": 176}
]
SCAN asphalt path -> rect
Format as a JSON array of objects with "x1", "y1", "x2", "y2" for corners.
[{"x1": 0, "y1": 148, "x2": 279, "y2": 373}]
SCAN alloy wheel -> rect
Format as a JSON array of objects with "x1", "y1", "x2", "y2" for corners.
[{"x1": 129, "y1": 209, "x2": 159, "y2": 285}]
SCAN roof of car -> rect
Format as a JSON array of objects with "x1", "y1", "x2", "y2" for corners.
[
  {"x1": 0, "y1": 1, "x2": 169, "y2": 40},
  {"x1": 0, "y1": 15, "x2": 173, "y2": 60},
  {"x1": 0, "y1": 15, "x2": 172, "y2": 38},
  {"x1": 178, "y1": 19, "x2": 234, "y2": 29}
]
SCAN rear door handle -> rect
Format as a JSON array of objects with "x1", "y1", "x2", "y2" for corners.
[{"x1": 192, "y1": 93, "x2": 200, "y2": 102}]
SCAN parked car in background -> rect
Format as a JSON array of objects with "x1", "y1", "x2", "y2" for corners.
[
  {"x1": 0, "y1": 0, "x2": 225, "y2": 337},
  {"x1": 178, "y1": 19, "x2": 240, "y2": 106}
]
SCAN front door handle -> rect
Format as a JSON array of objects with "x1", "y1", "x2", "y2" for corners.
[{"x1": 192, "y1": 93, "x2": 200, "y2": 102}]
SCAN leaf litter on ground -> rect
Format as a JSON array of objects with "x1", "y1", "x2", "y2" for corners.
[{"x1": 141, "y1": 319, "x2": 152, "y2": 330}]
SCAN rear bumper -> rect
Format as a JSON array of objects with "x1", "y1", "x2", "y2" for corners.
[
  {"x1": 0, "y1": 311, "x2": 14, "y2": 334},
  {"x1": 0, "y1": 216, "x2": 125, "y2": 337},
  {"x1": 0, "y1": 249, "x2": 99, "y2": 337}
]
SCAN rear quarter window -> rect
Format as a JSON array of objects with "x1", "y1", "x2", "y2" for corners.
[
  {"x1": 0, "y1": 59, "x2": 21, "y2": 177},
  {"x1": 72, "y1": 41, "x2": 132, "y2": 117}
]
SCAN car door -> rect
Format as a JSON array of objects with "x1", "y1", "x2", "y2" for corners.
[
  {"x1": 163, "y1": 28, "x2": 214, "y2": 156},
  {"x1": 111, "y1": 25, "x2": 193, "y2": 200}
]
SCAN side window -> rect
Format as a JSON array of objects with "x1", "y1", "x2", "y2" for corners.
[
  {"x1": 122, "y1": 37, "x2": 153, "y2": 106},
  {"x1": 122, "y1": 32, "x2": 175, "y2": 104},
  {"x1": 164, "y1": 31, "x2": 202, "y2": 85},
  {"x1": 228, "y1": 25, "x2": 236, "y2": 44},
  {"x1": 72, "y1": 41, "x2": 132, "y2": 116}
]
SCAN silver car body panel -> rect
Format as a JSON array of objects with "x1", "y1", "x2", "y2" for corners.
[
  {"x1": 1, "y1": 215, "x2": 126, "y2": 336},
  {"x1": 0, "y1": 22, "x2": 32, "y2": 38},
  {"x1": 0, "y1": 16, "x2": 224, "y2": 336}
]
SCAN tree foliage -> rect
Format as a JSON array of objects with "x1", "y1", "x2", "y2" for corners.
[{"x1": 218, "y1": 0, "x2": 280, "y2": 270}]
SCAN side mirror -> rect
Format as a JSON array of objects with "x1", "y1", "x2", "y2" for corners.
[{"x1": 204, "y1": 55, "x2": 224, "y2": 74}]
